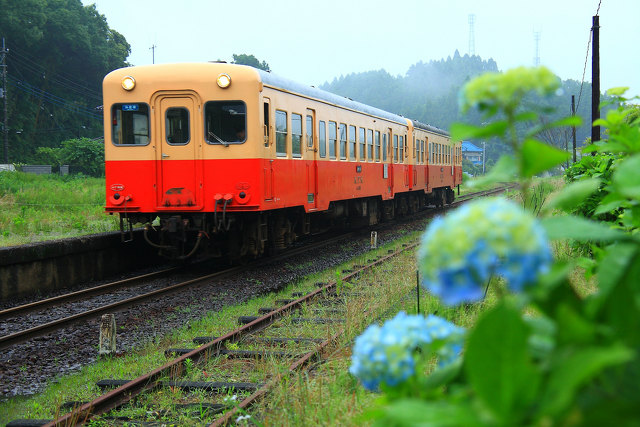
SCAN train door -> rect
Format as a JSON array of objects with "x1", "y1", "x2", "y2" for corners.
[
  {"x1": 306, "y1": 109, "x2": 317, "y2": 209},
  {"x1": 263, "y1": 98, "x2": 274, "y2": 200},
  {"x1": 386, "y1": 128, "x2": 394, "y2": 196},
  {"x1": 155, "y1": 94, "x2": 202, "y2": 209}
]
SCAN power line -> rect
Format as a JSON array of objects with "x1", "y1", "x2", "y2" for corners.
[
  {"x1": 7, "y1": 75, "x2": 102, "y2": 120},
  {"x1": 9, "y1": 44, "x2": 102, "y2": 99}
]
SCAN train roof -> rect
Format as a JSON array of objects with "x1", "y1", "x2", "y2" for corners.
[
  {"x1": 105, "y1": 63, "x2": 449, "y2": 138},
  {"x1": 255, "y1": 68, "x2": 449, "y2": 138}
]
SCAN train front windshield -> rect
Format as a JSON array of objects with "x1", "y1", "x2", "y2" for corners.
[
  {"x1": 111, "y1": 103, "x2": 150, "y2": 145},
  {"x1": 205, "y1": 101, "x2": 246, "y2": 144}
]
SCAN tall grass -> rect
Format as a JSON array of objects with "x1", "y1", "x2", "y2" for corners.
[{"x1": 0, "y1": 172, "x2": 119, "y2": 247}]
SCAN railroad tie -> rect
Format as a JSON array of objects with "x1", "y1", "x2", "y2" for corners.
[
  {"x1": 161, "y1": 381, "x2": 262, "y2": 393},
  {"x1": 238, "y1": 315, "x2": 344, "y2": 325},
  {"x1": 192, "y1": 336, "x2": 324, "y2": 345},
  {"x1": 164, "y1": 348, "x2": 299, "y2": 358},
  {"x1": 5, "y1": 420, "x2": 53, "y2": 427}
]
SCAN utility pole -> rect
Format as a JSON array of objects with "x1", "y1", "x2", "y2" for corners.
[
  {"x1": 571, "y1": 95, "x2": 577, "y2": 163},
  {"x1": 591, "y1": 15, "x2": 600, "y2": 146},
  {"x1": 150, "y1": 44, "x2": 157, "y2": 64},
  {"x1": 482, "y1": 141, "x2": 485, "y2": 174},
  {"x1": 533, "y1": 31, "x2": 541, "y2": 66},
  {"x1": 1, "y1": 38, "x2": 8, "y2": 164}
]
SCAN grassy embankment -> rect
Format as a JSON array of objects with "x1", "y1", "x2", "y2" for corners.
[{"x1": 0, "y1": 172, "x2": 119, "y2": 247}]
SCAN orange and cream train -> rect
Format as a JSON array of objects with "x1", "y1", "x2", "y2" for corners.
[{"x1": 104, "y1": 63, "x2": 462, "y2": 259}]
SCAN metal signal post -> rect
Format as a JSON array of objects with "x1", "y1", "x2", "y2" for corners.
[{"x1": 1, "y1": 38, "x2": 7, "y2": 164}]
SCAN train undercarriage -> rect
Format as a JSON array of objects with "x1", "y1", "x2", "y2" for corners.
[{"x1": 121, "y1": 187, "x2": 456, "y2": 260}]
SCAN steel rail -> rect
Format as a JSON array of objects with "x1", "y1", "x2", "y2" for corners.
[
  {"x1": 44, "y1": 248, "x2": 404, "y2": 426},
  {"x1": 0, "y1": 232, "x2": 359, "y2": 351},
  {"x1": 0, "y1": 267, "x2": 180, "y2": 321}
]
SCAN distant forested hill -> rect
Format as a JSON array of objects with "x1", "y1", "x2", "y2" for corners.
[{"x1": 321, "y1": 50, "x2": 596, "y2": 165}]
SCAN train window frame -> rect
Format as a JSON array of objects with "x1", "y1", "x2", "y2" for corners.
[
  {"x1": 399, "y1": 136, "x2": 404, "y2": 163},
  {"x1": 383, "y1": 133, "x2": 388, "y2": 162},
  {"x1": 375, "y1": 131, "x2": 381, "y2": 162},
  {"x1": 306, "y1": 114, "x2": 313, "y2": 149},
  {"x1": 276, "y1": 110, "x2": 288, "y2": 157},
  {"x1": 292, "y1": 113, "x2": 302, "y2": 158},
  {"x1": 111, "y1": 103, "x2": 151, "y2": 146},
  {"x1": 165, "y1": 107, "x2": 190, "y2": 146},
  {"x1": 367, "y1": 129, "x2": 373, "y2": 162},
  {"x1": 328, "y1": 121, "x2": 337, "y2": 160},
  {"x1": 204, "y1": 101, "x2": 247, "y2": 145},
  {"x1": 393, "y1": 135, "x2": 398, "y2": 163},
  {"x1": 359, "y1": 127, "x2": 366, "y2": 161},
  {"x1": 349, "y1": 125, "x2": 356, "y2": 160},
  {"x1": 319, "y1": 120, "x2": 327, "y2": 158},
  {"x1": 339, "y1": 123, "x2": 347, "y2": 160}
]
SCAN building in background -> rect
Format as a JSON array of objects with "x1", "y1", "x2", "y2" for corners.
[{"x1": 462, "y1": 141, "x2": 483, "y2": 165}]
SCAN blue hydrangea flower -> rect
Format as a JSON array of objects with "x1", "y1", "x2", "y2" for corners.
[
  {"x1": 418, "y1": 197, "x2": 552, "y2": 306},
  {"x1": 349, "y1": 312, "x2": 464, "y2": 391}
]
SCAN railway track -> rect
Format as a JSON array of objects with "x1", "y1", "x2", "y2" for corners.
[
  {"x1": 2, "y1": 184, "x2": 512, "y2": 351},
  {"x1": 40, "y1": 246, "x2": 409, "y2": 426},
  {"x1": 4, "y1": 184, "x2": 515, "y2": 424}
]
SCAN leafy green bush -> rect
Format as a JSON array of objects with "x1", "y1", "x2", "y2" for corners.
[
  {"x1": 349, "y1": 69, "x2": 640, "y2": 426},
  {"x1": 37, "y1": 137, "x2": 105, "y2": 177}
]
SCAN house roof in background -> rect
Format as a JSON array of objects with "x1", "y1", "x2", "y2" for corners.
[{"x1": 462, "y1": 141, "x2": 482, "y2": 152}]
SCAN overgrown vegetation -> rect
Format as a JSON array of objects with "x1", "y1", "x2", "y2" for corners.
[{"x1": 0, "y1": 171, "x2": 117, "y2": 246}]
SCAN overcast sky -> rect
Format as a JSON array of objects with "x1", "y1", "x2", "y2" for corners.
[{"x1": 83, "y1": 0, "x2": 640, "y2": 99}]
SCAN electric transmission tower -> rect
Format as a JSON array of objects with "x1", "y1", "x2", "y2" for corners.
[
  {"x1": 468, "y1": 14, "x2": 476, "y2": 56},
  {"x1": 533, "y1": 30, "x2": 541, "y2": 66}
]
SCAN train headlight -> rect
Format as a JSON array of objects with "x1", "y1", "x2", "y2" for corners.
[
  {"x1": 121, "y1": 76, "x2": 136, "y2": 91},
  {"x1": 217, "y1": 73, "x2": 231, "y2": 88}
]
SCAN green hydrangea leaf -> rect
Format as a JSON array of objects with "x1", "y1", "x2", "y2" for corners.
[
  {"x1": 520, "y1": 139, "x2": 570, "y2": 178},
  {"x1": 541, "y1": 215, "x2": 632, "y2": 242},
  {"x1": 465, "y1": 302, "x2": 540, "y2": 423},
  {"x1": 539, "y1": 345, "x2": 634, "y2": 417},
  {"x1": 612, "y1": 153, "x2": 640, "y2": 199},
  {"x1": 544, "y1": 178, "x2": 601, "y2": 212}
]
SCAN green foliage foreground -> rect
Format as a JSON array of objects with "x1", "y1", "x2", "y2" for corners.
[{"x1": 348, "y1": 67, "x2": 640, "y2": 426}]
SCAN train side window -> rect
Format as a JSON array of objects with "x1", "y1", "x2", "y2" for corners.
[
  {"x1": 339, "y1": 123, "x2": 347, "y2": 160},
  {"x1": 413, "y1": 137, "x2": 417, "y2": 160},
  {"x1": 292, "y1": 113, "x2": 302, "y2": 158},
  {"x1": 359, "y1": 127, "x2": 366, "y2": 160},
  {"x1": 276, "y1": 110, "x2": 287, "y2": 156},
  {"x1": 111, "y1": 103, "x2": 150, "y2": 146},
  {"x1": 264, "y1": 102, "x2": 270, "y2": 147},
  {"x1": 349, "y1": 125, "x2": 356, "y2": 160},
  {"x1": 329, "y1": 121, "x2": 337, "y2": 159},
  {"x1": 165, "y1": 107, "x2": 190, "y2": 145},
  {"x1": 399, "y1": 136, "x2": 404, "y2": 163},
  {"x1": 422, "y1": 140, "x2": 425, "y2": 164},
  {"x1": 319, "y1": 121, "x2": 326, "y2": 158},
  {"x1": 306, "y1": 114, "x2": 313, "y2": 148},
  {"x1": 367, "y1": 129, "x2": 373, "y2": 161},
  {"x1": 205, "y1": 101, "x2": 246, "y2": 144},
  {"x1": 375, "y1": 131, "x2": 381, "y2": 162},
  {"x1": 383, "y1": 133, "x2": 388, "y2": 162},
  {"x1": 393, "y1": 135, "x2": 398, "y2": 163}
]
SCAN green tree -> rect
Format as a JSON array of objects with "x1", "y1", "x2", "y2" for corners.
[
  {"x1": 0, "y1": 0, "x2": 130, "y2": 163},
  {"x1": 231, "y1": 53, "x2": 270, "y2": 72},
  {"x1": 37, "y1": 137, "x2": 105, "y2": 176}
]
